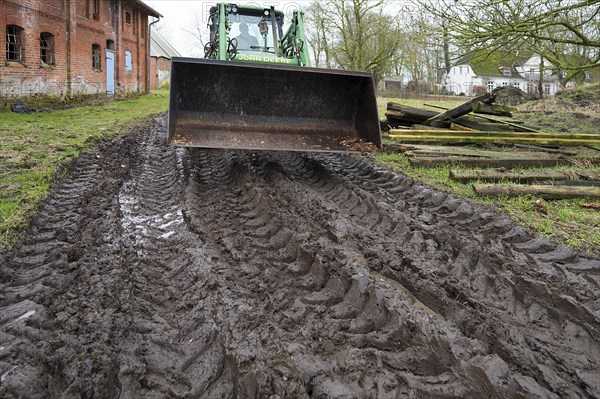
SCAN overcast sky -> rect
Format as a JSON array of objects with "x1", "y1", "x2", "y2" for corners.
[{"x1": 141, "y1": 1, "x2": 313, "y2": 57}]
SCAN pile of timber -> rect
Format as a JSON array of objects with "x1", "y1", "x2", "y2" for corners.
[{"x1": 383, "y1": 87, "x2": 599, "y2": 147}]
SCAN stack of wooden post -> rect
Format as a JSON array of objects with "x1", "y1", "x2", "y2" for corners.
[
  {"x1": 382, "y1": 87, "x2": 600, "y2": 199},
  {"x1": 383, "y1": 88, "x2": 599, "y2": 147}
]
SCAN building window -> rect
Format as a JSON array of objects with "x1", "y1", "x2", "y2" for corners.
[
  {"x1": 93, "y1": 0, "x2": 100, "y2": 20},
  {"x1": 40, "y1": 32, "x2": 55, "y2": 65},
  {"x1": 502, "y1": 81, "x2": 509, "y2": 86},
  {"x1": 487, "y1": 81, "x2": 494, "y2": 92},
  {"x1": 6, "y1": 25, "x2": 24, "y2": 62},
  {"x1": 543, "y1": 83, "x2": 551, "y2": 95},
  {"x1": 526, "y1": 83, "x2": 535, "y2": 94},
  {"x1": 92, "y1": 44, "x2": 101, "y2": 70},
  {"x1": 125, "y1": 50, "x2": 132, "y2": 71},
  {"x1": 125, "y1": 11, "x2": 132, "y2": 25},
  {"x1": 512, "y1": 82, "x2": 520, "y2": 89},
  {"x1": 584, "y1": 71, "x2": 591, "y2": 80}
]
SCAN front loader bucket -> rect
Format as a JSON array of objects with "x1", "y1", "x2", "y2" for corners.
[{"x1": 168, "y1": 57, "x2": 381, "y2": 152}]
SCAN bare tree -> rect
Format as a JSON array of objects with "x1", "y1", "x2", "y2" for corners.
[
  {"x1": 419, "y1": 0, "x2": 600, "y2": 76},
  {"x1": 304, "y1": 0, "x2": 402, "y2": 84}
]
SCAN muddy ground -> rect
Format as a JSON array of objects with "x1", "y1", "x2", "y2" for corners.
[{"x1": 1, "y1": 115, "x2": 600, "y2": 398}]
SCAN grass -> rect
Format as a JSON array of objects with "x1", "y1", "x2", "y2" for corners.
[
  {"x1": 376, "y1": 151, "x2": 600, "y2": 253},
  {"x1": 0, "y1": 90, "x2": 169, "y2": 250}
]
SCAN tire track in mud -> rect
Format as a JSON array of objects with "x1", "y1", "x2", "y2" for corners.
[
  {"x1": 1, "y1": 134, "x2": 133, "y2": 397},
  {"x1": 307, "y1": 152, "x2": 600, "y2": 397},
  {"x1": 115, "y1": 119, "x2": 237, "y2": 398},
  {"x1": 1, "y1": 116, "x2": 599, "y2": 398}
]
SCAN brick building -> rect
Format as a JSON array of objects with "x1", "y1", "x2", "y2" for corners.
[
  {"x1": 1, "y1": 0, "x2": 161, "y2": 98},
  {"x1": 149, "y1": 27, "x2": 181, "y2": 90}
]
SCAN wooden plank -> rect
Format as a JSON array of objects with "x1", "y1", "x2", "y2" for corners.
[
  {"x1": 401, "y1": 145, "x2": 558, "y2": 159},
  {"x1": 412, "y1": 124, "x2": 450, "y2": 131},
  {"x1": 513, "y1": 144, "x2": 578, "y2": 155},
  {"x1": 389, "y1": 130, "x2": 599, "y2": 139},
  {"x1": 449, "y1": 169, "x2": 569, "y2": 183},
  {"x1": 387, "y1": 135, "x2": 599, "y2": 146},
  {"x1": 450, "y1": 123, "x2": 477, "y2": 131},
  {"x1": 577, "y1": 171, "x2": 600, "y2": 181},
  {"x1": 473, "y1": 184, "x2": 600, "y2": 199},
  {"x1": 409, "y1": 156, "x2": 569, "y2": 168},
  {"x1": 424, "y1": 103, "x2": 525, "y2": 123}
]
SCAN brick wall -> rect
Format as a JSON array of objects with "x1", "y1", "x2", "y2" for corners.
[
  {"x1": 150, "y1": 56, "x2": 171, "y2": 89},
  {"x1": 0, "y1": 0, "x2": 156, "y2": 98}
]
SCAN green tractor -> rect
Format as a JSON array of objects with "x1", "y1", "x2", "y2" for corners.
[{"x1": 168, "y1": 3, "x2": 381, "y2": 152}]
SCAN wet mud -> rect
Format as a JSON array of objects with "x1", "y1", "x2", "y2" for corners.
[{"x1": 1, "y1": 116, "x2": 600, "y2": 398}]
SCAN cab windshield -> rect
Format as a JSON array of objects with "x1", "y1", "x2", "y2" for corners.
[{"x1": 227, "y1": 13, "x2": 281, "y2": 52}]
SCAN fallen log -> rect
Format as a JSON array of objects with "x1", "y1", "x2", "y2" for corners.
[
  {"x1": 473, "y1": 184, "x2": 600, "y2": 199},
  {"x1": 472, "y1": 102, "x2": 514, "y2": 117},
  {"x1": 422, "y1": 91, "x2": 496, "y2": 128},
  {"x1": 449, "y1": 169, "x2": 569, "y2": 183}
]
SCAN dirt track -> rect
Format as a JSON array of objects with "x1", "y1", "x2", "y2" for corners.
[{"x1": 1, "y1": 115, "x2": 600, "y2": 398}]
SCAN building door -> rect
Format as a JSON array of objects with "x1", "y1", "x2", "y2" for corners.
[{"x1": 106, "y1": 50, "x2": 115, "y2": 95}]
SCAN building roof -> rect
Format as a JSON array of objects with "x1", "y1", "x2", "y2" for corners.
[
  {"x1": 455, "y1": 51, "x2": 532, "y2": 79},
  {"x1": 150, "y1": 28, "x2": 182, "y2": 59},
  {"x1": 132, "y1": 0, "x2": 162, "y2": 18}
]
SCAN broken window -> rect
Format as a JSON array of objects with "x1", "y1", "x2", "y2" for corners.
[
  {"x1": 92, "y1": 44, "x2": 101, "y2": 70},
  {"x1": 6, "y1": 25, "x2": 24, "y2": 62},
  {"x1": 40, "y1": 32, "x2": 55, "y2": 65}
]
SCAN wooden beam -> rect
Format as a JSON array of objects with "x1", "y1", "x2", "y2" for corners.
[
  {"x1": 423, "y1": 92, "x2": 496, "y2": 128},
  {"x1": 473, "y1": 184, "x2": 600, "y2": 199},
  {"x1": 453, "y1": 116, "x2": 515, "y2": 131},
  {"x1": 576, "y1": 171, "x2": 600, "y2": 181},
  {"x1": 409, "y1": 156, "x2": 569, "y2": 168},
  {"x1": 472, "y1": 102, "x2": 514, "y2": 117},
  {"x1": 387, "y1": 134, "x2": 599, "y2": 146},
  {"x1": 449, "y1": 169, "x2": 569, "y2": 183},
  {"x1": 399, "y1": 144, "x2": 559, "y2": 159},
  {"x1": 470, "y1": 113, "x2": 539, "y2": 132},
  {"x1": 389, "y1": 130, "x2": 599, "y2": 139}
]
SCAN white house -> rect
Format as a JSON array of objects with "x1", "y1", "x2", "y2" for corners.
[{"x1": 443, "y1": 52, "x2": 576, "y2": 96}]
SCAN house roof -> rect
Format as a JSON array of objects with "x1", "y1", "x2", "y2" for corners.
[
  {"x1": 455, "y1": 51, "x2": 532, "y2": 79},
  {"x1": 150, "y1": 28, "x2": 182, "y2": 59},
  {"x1": 132, "y1": 0, "x2": 162, "y2": 18}
]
